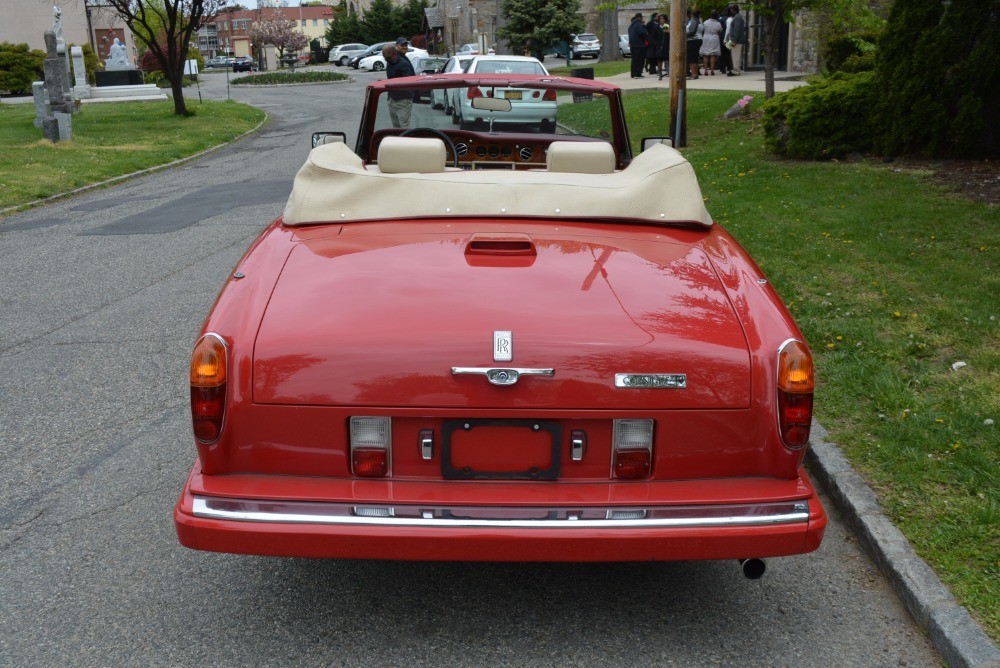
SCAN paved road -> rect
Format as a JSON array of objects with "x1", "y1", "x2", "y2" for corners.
[{"x1": 0, "y1": 69, "x2": 939, "y2": 667}]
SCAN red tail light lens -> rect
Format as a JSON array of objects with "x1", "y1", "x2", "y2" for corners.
[
  {"x1": 350, "y1": 416, "x2": 391, "y2": 477},
  {"x1": 352, "y1": 449, "x2": 389, "y2": 477},
  {"x1": 543, "y1": 89, "x2": 556, "y2": 101},
  {"x1": 612, "y1": 419, "x2": 654, "y2": 479},
  {"x1": 777, "y1": 339, "x2": 814, "y2": 449},
  {"x1": 190, "y1": 333, "x2": 228, "y2": 444},
  {"x1": 467, "y1": 87, "x2": 483, "y2": 99}
]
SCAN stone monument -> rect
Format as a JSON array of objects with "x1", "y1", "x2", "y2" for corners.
[
  {"x1": 53, "y1": 6, "x2": 72, "y2": 101},
  {"x1": 71, "y1": 46, "x2": 91, "y2": 99},
  {"x1": 41, "y1": 29, "x2": 74, "y2": 142},
  {"x1": 96, "y1": 37, "x2": 143, "y2": 86}
]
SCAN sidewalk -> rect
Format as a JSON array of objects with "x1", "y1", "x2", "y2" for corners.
[{"x1": 598, "y1": 67, "x2": 808, "y2": 93}]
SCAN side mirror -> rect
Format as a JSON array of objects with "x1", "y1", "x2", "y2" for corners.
[
  {"x1": 641, "y1": 136, "x2": 674, "y2": 151},
  {"x1": 312, "y1": 131, "x2": 347, "y2": 148}
]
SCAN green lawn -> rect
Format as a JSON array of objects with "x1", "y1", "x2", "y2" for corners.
[
  {"x1": 567, "y1": 90, "x2": 999, "y2": 639},
  {"x1": 549, "y1": 60, "x2": 630, "y2": 77},
  {"x1": 0, "y1": 100, "x2": 265, "y2": 211}
]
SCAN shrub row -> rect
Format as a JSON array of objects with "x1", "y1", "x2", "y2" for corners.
[
  {"x1": 231, "y1": 71, "x2": 349, "y2": 86},
  {"x1": 764, "y1": 0, "x2": 999, "y2": 159}
]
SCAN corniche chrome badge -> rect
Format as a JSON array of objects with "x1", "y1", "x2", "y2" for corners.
[
  {"x1": 494, "y1": 330, "x2": 512, "y2": 362},
  {"x1": 615, "y1": 374, "x2": 687, "y2": 389}
]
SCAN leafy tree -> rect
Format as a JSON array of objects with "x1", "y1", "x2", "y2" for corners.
[
  {"x1": 874, "y1": 0, "x2": 999, "y2": 156},
  {"x1": 360, "y1": 0, "x2": 396, "y2": 44},
  {"x1": 325, "y1": 1, "x2": 363, "y2": 46},
  {"x1": 499, "y1": 0, "x2": 584, "y2": 59},
  {"x1": 396, "y1": 0, "x2": 429, "y2": 40},
  {"x1": 0, "y1": 42, "x2": 45, "y2": 95},
  {"x1": 102, "y1": 0, "x2": 227, "y2": 115},
  {"x1": 249, "y1": 16, "x2": 309, "y2": 63}
]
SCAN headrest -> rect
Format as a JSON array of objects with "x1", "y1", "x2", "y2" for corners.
[
  {"x1": 377, "y1": 136, "x2": 447, "y2": 174},
  {"x1": 546, "y1": 141, "x2": 616, "y2": 174}
]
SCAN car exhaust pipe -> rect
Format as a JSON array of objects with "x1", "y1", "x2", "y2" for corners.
[{"x1": 739, "y1": 558, "x2": 766, "y2": 580}]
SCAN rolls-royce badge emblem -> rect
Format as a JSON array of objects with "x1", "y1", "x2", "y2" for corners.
[
  {"x1": 615, "y1": 373, "x2": 687, "y2": 389},
  {"x1": 494, "y1": 330, "x2": 512, "y2": 362}
]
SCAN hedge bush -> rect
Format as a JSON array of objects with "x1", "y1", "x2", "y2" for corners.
[
  {"x1": 821, "y1": 31, "x2": 880, "y2": 74},
  {"x1": 231, "y1": 71, "x2": 349, "y2": 85},
  {"x1": 0, "y1": 42, "x2": 45, "y2": 95},
  {"x1": 875, "y1": 0, "x2": 999, "y2": 157},
  {"x1": 762, "y1": 71, "x2": 878, "y2": 159}
]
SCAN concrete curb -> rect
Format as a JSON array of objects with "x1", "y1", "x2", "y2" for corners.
[
  {"x1": 806, "y1": 421, "x2": 1000, "y2": 668},
  {"x1": 0, "y1": 112, "x2": 269, "y2": 219}
]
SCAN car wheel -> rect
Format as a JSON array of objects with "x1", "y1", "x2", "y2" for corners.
[
  {"x1": 338, "y1": 56, "x2": 348, "y2": 66},
  {"x1": 372, "y1": 61, "x2": 384, "y2": 71},
  {"x1": 451, "y1": 106, "x2": 460, "y2": 125}
]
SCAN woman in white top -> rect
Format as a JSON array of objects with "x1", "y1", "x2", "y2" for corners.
[{"x1": 699, "y1": 11, "x2": 724, "y2": 75}]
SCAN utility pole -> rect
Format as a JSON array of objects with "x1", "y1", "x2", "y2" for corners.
[{"x1": 670, "y1": 0, "x2": 687, "y2": 146}]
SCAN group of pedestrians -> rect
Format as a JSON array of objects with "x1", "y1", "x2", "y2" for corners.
[
  {"x1": 686, "y1": 5, "x2": 747, "y2": 78},
  {"x1": 629, "y1": 4, "x2": 746, "y2": 80}
]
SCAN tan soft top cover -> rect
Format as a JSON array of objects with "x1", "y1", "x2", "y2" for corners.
[{"x1": 282, "y1": 142, "x2": 712, "y2": 226}]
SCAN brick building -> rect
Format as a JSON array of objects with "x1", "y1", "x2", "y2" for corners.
[{"x1": 198, "y1": 5, "x2": 335, "y2": 60}]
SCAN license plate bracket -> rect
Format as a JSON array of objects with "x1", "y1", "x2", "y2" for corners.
[{"x1": 442, "y1": 419, "x2": 562, "y2": 480}]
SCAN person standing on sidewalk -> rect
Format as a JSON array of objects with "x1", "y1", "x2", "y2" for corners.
[
  {"x1": 646, "y1": 13, "x2": 664, "y2": 75},
  {"x1": 700, "y1": 11, "x2": 723, "y2": 75},
  {"x1": 628, "y1": 13, "x2": 648, "y2": 78},
  {"x1": 725, "y1": 3, "x2": 747, "y2": 75},
  {"x1": 718, "y1": 6, "x2": 733, "y2": 74}
]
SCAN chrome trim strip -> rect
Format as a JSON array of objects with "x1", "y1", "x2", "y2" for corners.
[
  {"x1": 451, "y1": 367, "x2": 555, "y2": 386},
  {"x1": 192, "y1": 498, "x2": 810, "y2": 529}
]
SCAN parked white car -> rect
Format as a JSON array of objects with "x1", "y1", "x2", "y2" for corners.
[
  {"x1": 456, "y1": 43, "x2": 496, "y2": 56},
  {"x1": 453, "y1": 55, "x2": 554, "y2": 131},
  {"x1": 571, "y1": 33, "x2": 602, "y2": 59},
  {"x1": 430, "y1": 55, "x2": 475, "y2": 112},
  {"x1": 359, "y1": 47, "x2": 429, "y2": 72},
  {"x1": 329, "y1": 43, "x2": 368, "y2": 66},
  {"x1": 619, "y1": 35, "x2": 631, "y2": 58}
]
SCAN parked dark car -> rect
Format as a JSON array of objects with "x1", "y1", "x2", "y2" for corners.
[
  {"x1": 232, "y1": 56, "x2": 256, "y2": 73},
  {"x1": 348, "y1": 42, "x2": 391, "y2": 69},
  {"x1": 204, "y1": 56, "x2": 232, "y2": 69}
]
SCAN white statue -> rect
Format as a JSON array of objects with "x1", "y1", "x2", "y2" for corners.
[
  {"x1": 53, "y1": 5, "x2": 66, "y2": 56},
  {"x1": 107, "y1": 37, "x2": 130, "y2": 69}
]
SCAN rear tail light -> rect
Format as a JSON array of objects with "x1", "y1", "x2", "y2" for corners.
[
  {"x1": 777, "y1": 339, "x2": 814, "y2": 449},
  {"x1": 350, "y1": 416, "x2": 391, "y2": 477},
  {"x1": 543, "y1": 89, "x2": 556, "y2": 101},
  {"x1": 612, "y1": 419, "x2": 653, "y2": 479},
  {"x1": 467, "y1": 87, "x2": 483, "y2": 99},
  {"x1": 190, "y1": 333, "x2": 228, "y2": 444}
]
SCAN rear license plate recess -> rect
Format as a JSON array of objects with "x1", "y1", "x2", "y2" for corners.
[{"x1": 442, "y1": 419, "x2": 561, "y2": 480}]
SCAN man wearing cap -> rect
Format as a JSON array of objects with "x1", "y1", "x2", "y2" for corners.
[
  {"x1": 627, "y1": 13, "x2": 647, "y2": 79},
  {"x1": 384, "y1": 37, "x2": 416, "y2": 127}
]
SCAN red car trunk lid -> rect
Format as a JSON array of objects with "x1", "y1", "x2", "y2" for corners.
[{"x1": 252, "y1": 229, "x2": 751, "y2": 409}]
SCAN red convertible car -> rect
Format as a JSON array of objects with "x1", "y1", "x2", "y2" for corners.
[{"x1": 175, "y1": 75, "x2": 826, "y2": 577}]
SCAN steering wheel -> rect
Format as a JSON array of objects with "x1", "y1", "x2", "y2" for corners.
[{"x1": 399, "y1": 127, "x2": 460, "y2": 168}]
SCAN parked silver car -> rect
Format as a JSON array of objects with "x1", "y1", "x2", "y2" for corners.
[
  {"x1": 571, "y1": 33, "x2": 601, "y2": 59},
  {"x1": 329, "y1": 43, "x2": 368, "y2": 66},
  {"x1": 619, "y1": 35, "x2": 631, "y2": 58}
]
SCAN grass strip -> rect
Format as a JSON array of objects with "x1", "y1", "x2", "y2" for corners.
[
  {"x1": 549, "y1": 60, "x2": 630, "y2": 77},
  {"x1": 564, "y1": 90, "x2": 999, "y2": 639},
  {"x1": 0, "y1": 100, "x2": 265, "y2": 211}
]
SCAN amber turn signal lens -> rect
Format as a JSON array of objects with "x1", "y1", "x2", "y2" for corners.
[
  {"x1": 777, "y1": 340, "x2": 814, "y2": 393},
  {"x1": 190, "y1": 334, "x2": 227, "y2": 387}
]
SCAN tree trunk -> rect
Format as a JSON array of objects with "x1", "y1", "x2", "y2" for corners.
[
  {"x1": 598, "y1": 7, "x2": 619, "y2": 63},
  {"x1": 762, "y1": 1, "x2": 783, "y2": 99},
  {"x1": 166, "y1": 68, "x2": 189, "y2": 115},
  {"x1": 670, "y1": 0, "x2": 686, "y2": 145}
]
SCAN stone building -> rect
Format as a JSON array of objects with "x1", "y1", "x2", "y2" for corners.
[{"x1": 0, "y1": 0, "x2": 138, "y2": 68}]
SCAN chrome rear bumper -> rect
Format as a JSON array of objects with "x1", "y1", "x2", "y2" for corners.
[{"x1": 193, "y1": 496, "x2": 810, "y2": 529}]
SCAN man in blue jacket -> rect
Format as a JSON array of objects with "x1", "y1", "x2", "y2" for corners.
[{"x1": 627, "y1": 13, "x2": 647, "y2": 79}]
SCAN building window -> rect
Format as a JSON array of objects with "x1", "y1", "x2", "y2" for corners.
[
  {"x1": 301, "y1": 19, "x2": 307, "y2": 27},
  {"x1": 324, "y1": 19, "x2": 329, "y2": 25},
  {"x1": 312, "y1": 18, "x2": 318, "y2": 26}
]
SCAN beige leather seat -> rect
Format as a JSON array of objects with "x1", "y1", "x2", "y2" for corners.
[
  {"x1": 546, "y1": 141, "x2": 616, "y2": 174},
  {"x1": 376, "y1": 136, "x2": 447, "y2": 173}
]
